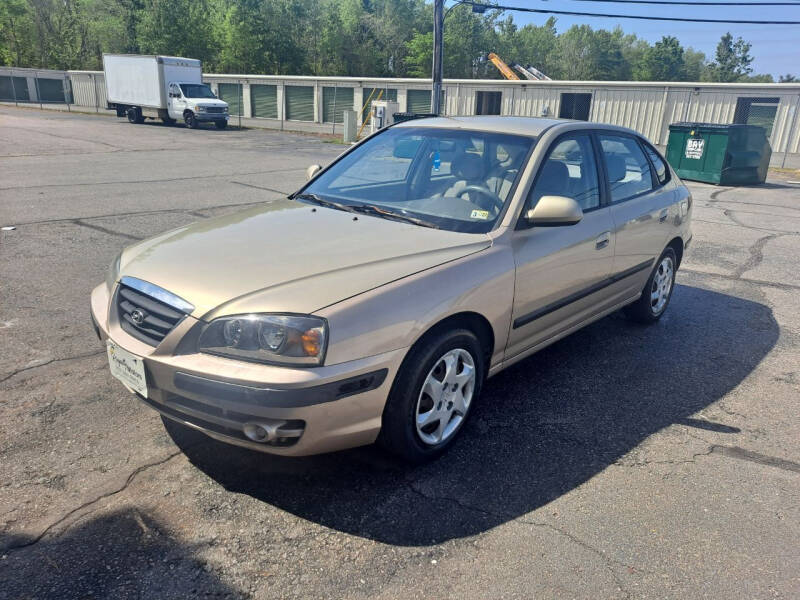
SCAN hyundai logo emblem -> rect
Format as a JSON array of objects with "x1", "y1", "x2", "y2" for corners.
[{"x1": 130, "y1": 309, "x2": 145, "y2": 326}]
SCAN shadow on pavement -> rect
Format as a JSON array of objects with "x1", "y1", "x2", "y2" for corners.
[
  {"x1": 0, "y1": 509, "x2": 238, "y2": 599},
  {"x1": 167, "y1": 284, "x2": 778, "y2": 546}
]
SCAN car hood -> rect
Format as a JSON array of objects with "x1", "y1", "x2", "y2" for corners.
[
  {"x1": 119, "y1": 200, "x2": 491, "y2": 319},
  {"x1": 191, "y1": 98, "x2": 228, "y2": 108}
]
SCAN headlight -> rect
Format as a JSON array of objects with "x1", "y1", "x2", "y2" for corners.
[
  {"x1": 106, "y1": 251, "x2": 122, "y2": 291},
  {"x1": 198, "y1": 314, "x2": 328, "y2": 366},
  {"x1": 223, "y1": 106, "x2": 229, "y2": 112},
  {"x1": 196, "y1": 105, "x2": 206, "y2": 112}
]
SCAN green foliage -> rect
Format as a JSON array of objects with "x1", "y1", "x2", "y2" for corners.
[
  {"x1": 0, "y1": 0, "x2": 775, "y2": 85},
  {"x1": 779, "y1": 74, "x2": 797, "y2": 83},
  {"x1": 708, "y1": 32, "x2": 753, "y2": 82},
  {"x1": 635, "y1": 36, "x2": 684, "y2": 81}
]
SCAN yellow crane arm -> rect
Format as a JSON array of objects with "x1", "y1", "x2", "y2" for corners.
[{"x1": 488, "y1": 53, "x2": 520, "y2": 81}]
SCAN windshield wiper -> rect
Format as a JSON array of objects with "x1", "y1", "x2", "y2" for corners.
[
  {"x1": 294, "y1": 193, "x2": 357, "y2": 214},
  {"x1": 350, "y1": 204, "x2": 439, "y2": 229}
]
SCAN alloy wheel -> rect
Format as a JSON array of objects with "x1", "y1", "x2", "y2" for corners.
[
  {"x1": 415, "y1": 348, "x2": 476, "y2": 446},
  {"x1": 650, "y1": 256, "x2": 674, "y2": 315}
]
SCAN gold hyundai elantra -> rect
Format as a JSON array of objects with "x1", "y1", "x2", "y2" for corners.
[{"x1": 91, "y1": 116, "x2": 692, "y2": 462}]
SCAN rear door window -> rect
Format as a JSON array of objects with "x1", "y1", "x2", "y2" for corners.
[{"x1": 598, "y1": 134, "x2": 654, "y2": 203}]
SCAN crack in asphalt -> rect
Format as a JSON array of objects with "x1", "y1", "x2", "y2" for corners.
[
  {"x1": 731, "y1": 232, "x2": 783, "y2": 279},
  {"x1": 229, "y1": 181, "x2": 293, "y2": 195},
  {"x1": 404, "y1": 478, "x2": 643, "y2": 597},
  {"x1": 680, "y1": 268, "x2": 800, "y2": 291},
  {"x1": 6, "y1": 199, "x2": 274, "y2": 227},
  {"x1": 1, "y1": 451, "x2": 184, "y2": 553},
  {"x1": 72, "y1": 219, "x2": 144, "y2": 241},
  {"x1": 612, "y1": 446, "x2": 716, "y2": 469},
  {"x1": 0, "y1": 350, "x2": 105, "y2": 384},
  {"x1": 0, "y1": 166, "x2": 306, "y2": 192}
]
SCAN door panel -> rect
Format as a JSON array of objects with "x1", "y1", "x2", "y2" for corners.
[
  {"x1": 508, "y1": 209, "x2": 616, "y2": 358},
  {"x1": 508, "y1": 132, "x2": 614, "y2": 359},
  {"x1": 598, "y1": 133, "x2": 675, "y2": 295}
]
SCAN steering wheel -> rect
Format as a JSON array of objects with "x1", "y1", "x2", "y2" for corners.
[{"x1": 457, "y1": 185, "x2": 505, "y2": 212}]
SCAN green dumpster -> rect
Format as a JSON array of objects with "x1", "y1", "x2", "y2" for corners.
[{"x1": 666, "y1": 122, "x2": 772, "y2": 185}]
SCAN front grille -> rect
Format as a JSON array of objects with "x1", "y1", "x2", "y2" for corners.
[
  {"x1": 204, "y1": 107, "x2": 225, "y2": 114},
  {"x1": 117, "y1": 284, "x2": 185, "y2": 346}
]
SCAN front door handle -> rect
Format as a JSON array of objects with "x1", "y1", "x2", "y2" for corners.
[
  {"x1": 595, "y1": 231, "x2": 610, "y2": 250},
  {"x1": 659, "y1": 209, "x2": 669, "y2": 223}
]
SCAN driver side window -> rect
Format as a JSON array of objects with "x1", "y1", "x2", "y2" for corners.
[
  {"x1": 170, "y1": 83, "x2": 181, "y2": 98},
  {"x1": 527, "y1": 135, "x2": 600, "y2": 212}
]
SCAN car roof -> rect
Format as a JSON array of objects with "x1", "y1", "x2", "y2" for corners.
[
  {"x1": 393, "y1": 115, "x2": 649, "y2": 141},
  {"x1": 393, "y1": 116, "x2": 565, "y2": 137}
]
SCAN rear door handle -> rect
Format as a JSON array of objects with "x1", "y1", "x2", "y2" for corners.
[
  {"x1": 659, "y1": 209, "x2": 669, "y2": 223},
  {"x1": 595, "y1": 232, "x2": 610, "y2": 250}
]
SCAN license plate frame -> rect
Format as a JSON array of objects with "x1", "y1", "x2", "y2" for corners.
[{"x1": 106, "y1": 340, "x2": 148, "y2": 397}]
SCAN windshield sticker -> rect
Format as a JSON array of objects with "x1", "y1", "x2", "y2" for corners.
[
  {"x1": 433, "y1": 150, "x2": 441, "y2": 172},
  {"x1": 470, "y1": 209, "x2": 490, "y2": 220}
]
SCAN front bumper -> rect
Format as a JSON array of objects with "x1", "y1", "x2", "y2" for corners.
[
  {"x1": 91, "y1": 283, "x2": 405, "y2": 456},
  {"x1": 194, "y1": 112, "x2": 228, "y2": 122}
]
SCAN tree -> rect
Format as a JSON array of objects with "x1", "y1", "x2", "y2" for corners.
[
  {"x1": 708, "y1": 32, "x2": 753, "y2": 82},
  {"x1": 634, "y1": 36, "x2": 684, "y2": 81},
  {"x1": 0, "y1": 0, "x2": 34, "y2": 66},
  {"x1": 682, "y1": 48, "x2": 708, "y2": 81},
  {"x1": 779, "y1": 74, "x2": 798, "y2": 83}
]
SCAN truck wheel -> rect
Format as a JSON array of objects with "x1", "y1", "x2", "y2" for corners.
[
  {"x1": 127, "y1": 107, "x2": 143, "y2": 124},
  {"x1": 185, "y1": 112, "x2": 199, "y2": 129},
  {"x1": 214, "y1": 121, "x2": 227, "y2": 129}
]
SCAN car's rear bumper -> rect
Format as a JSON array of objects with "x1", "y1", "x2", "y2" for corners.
[{"x1": 91, "y1": 283, "x2": 405, "y2": 456}]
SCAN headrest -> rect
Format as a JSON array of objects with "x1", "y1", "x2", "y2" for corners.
[
  {"x1": 451, "y1": 152, "x2": 485, "y2": 181},
  {"x1": 606, "y1": 154, "x2": 627, "y2": 183},
  {"x1": 536, "y1": 160, "x2": 569, "y2": 194}
]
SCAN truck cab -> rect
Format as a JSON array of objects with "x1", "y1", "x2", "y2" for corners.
[{"x1": 168, "y1": 82, "x2": 229, "y2": 129}]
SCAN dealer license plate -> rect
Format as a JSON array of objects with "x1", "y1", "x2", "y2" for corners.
[{"x1": 107, "y1": 340, "x2": 148, "y2": 397}]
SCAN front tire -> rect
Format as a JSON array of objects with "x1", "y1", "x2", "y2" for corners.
[
  {"x1": 624, "y1": 247, "x2": 677, "y2": 323},
  {"x1": 379, "y1": 329, "x2": 484, "y2": 463},
  {"x1": 127, "y1": 107, "x2": 143, "y2": 124},
  {"x1": 185, "y1": 112, "x2": 199, "y2": 128}
]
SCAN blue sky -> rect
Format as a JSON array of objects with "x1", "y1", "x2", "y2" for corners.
[{"x1": 496, "y1": 0, "x2": 799, "y2": 78}]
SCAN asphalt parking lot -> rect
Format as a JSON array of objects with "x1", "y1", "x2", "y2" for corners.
[{"x1": 1, "y1": 106, "x2": 799, "y2": 599}]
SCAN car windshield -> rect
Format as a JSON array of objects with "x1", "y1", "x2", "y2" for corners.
[
  {"x1": 300, "y1": 126, "x2": 535, "y2": 233},
  {"x1": 180, "y1": 84, "x2": 216, "y2": 99}
]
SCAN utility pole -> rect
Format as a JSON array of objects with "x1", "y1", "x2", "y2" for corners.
[{"x1": 431, "y1": 0, "x2": 444, "y2": 114}]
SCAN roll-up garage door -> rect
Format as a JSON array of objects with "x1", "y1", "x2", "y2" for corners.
[
  {"x1": 0, "y1": 76, "x2": 30, "y2": 102},
  {"x1": 406, "y1": 89, "x2": 431, "y2": 114},
  {"x1": 251, "y1": 84, "x2": 278, "y2": 119},
  {"x1": 36, "y1": 78, "x2": 65, "y2": 103},
  {"x1": 285, "y1": 85, "x2": 314, "y2": 121},
  {"x1": 218, "y1": 83, "x2": 242, "y2": 116},
  {"x1": 322, "y1": 87, "x2": 354, "y2": 123}
]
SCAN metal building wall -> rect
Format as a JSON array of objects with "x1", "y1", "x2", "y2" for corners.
[{"x1": 6, "y1": 67, "x2": 800, "y2": 158}]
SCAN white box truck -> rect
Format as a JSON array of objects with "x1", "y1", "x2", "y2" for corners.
[{"x1": 103, "y1": 54, "x2": 229, "y2": 129}]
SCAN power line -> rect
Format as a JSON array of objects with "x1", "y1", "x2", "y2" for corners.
[
  {"x1": 467, "y1": 1, "x2": 800, "y2": 22},
  {"x1": 565, "y1": 0, "x2": 800, "y2": 5}
]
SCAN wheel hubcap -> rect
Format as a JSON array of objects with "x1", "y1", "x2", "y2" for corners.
[
  {"x1": 650, "y1": 256, "x2": 674, "y2": 314},
  {"x1": 415, "y1": 348, "x2": 476, "y2": 446}
]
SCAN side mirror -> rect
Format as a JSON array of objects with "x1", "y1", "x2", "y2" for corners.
[
  {"x1": 306, "y1": 164, "x2": 322, "y2": 181},
  {"x1": 525, "y1": 195, "x2": 583, "y2": 226}
]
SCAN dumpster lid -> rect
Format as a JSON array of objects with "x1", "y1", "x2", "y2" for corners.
[{"x1": 669, "y1": 122, "x2": 761, "y2": 131}]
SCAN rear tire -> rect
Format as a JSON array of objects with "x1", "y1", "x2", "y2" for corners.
[
  {"x1": 126, "y1": 107, "x2": 143, "y2": 124},
  {"x1": 379, "y1": 328, "x2": 484, "y2": 463},
  {"x1": 624, "y1": 247, "x2": 677, "y2": 323},
  {"x1": 214, "y1": 120, "x2": 228, "y2": 129}
]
